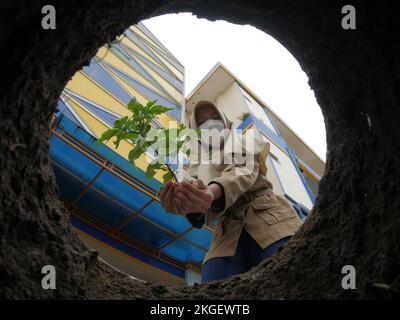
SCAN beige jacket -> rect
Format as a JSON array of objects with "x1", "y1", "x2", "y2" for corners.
[{"x1": 182, "y1": 101, "x2": 303, "y2": 265}]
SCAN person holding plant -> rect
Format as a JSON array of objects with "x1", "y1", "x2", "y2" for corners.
[{"x1": 159, "y1": 100, "x2": 303, "y2": 283}]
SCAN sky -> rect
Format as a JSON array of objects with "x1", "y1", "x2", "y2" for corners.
[{"x1": 142, "y1": 13, "x2": 327, "y2": 161}]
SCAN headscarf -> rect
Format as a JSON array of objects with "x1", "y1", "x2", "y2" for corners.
[{"x1": 185, "y1": 100, "x2": 269, "y2": 182}]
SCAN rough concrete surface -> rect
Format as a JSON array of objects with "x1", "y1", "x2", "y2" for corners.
[{"x1": 0, "y1": 0, "x2": 399, "y2": 299}]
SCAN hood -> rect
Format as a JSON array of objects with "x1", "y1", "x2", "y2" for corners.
[
  {"x1": 189, "y1": 100, "x2": 233, "y2": 131},
  {"x1": 187, "y1": 100, "x2": 270, "y2": 177}
]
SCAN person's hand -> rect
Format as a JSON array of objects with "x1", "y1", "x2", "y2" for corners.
[
  {"x1": 158, "y1": 181, "x2": 189, "y2": 215},
  {"x1": 174, "y1": 180, "x2": 214, "y2": 214}
]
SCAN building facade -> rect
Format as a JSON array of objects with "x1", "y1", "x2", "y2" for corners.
[{"x1": 49, "y1": 22, "x2": 324, "y2": 285}]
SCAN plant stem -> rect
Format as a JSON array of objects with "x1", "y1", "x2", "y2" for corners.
[{"x1": 165, "y1": 164, "x2": 178, "y2": 183}]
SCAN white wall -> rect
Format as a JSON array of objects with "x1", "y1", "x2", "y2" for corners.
[{"x1": 214, "y1": 81, "x2": 249, "y2": 127}]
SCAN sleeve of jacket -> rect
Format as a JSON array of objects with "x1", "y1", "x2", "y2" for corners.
[{"x1": 205, "y1": 153, "x2": 260, "y2": 225}]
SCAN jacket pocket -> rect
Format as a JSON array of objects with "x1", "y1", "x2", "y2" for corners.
[{"x1": 252, "y1": 195, "x2": 297, "y2": 224}]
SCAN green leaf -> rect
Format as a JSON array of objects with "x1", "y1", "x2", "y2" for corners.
[
  {"x1": 153, "y1": 162, "x2": 163, "y2": 169},
  {"x1": 114, "y1": 116, "x2": 129, "y2": 129},
  {"x1": 162, "y1": 170, "x2": 175, "y2": 184},
  {"x1": 122, "y1": 132, "x2": 139, "y2": 141},
  {"x1": 148, "y1": 160, "x2": 163, "y2": 169},
  {"x1": 128, "y1": 144, "x2": 144, "y2": 163},
  {"x1": 241, "y1": 112, "x2": 250, "y2": 121},
  {"x1": 97, "y1": 128, "x2": 118, "y2": 144},
  {"x1": 150, "y1": 105, "x2": 174, "y2": 115},
  {"x1": 146, "y1": 100, "x2": 157, "y2": 109},
  {"x1": 145, "y1": 165, "x2": 157, "y2": 179},
  {"x1": 127, "y1": 97, "x2": 142, "y2": 114},
  {"x1": 114, "y1": 131, "x2": 126, "y2": 149}
]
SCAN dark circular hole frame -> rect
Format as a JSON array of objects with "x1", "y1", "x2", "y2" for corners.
[{"x1": 2, "y1": 1, "x2": 398, "y2": 300}]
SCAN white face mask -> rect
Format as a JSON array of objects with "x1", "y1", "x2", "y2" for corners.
[
  {"x1": 199, "y1": 119, "x2": 225, "y2": 131},
  {"x1": 198, "y1": 119, "x2": 228, "y2": 149}
]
